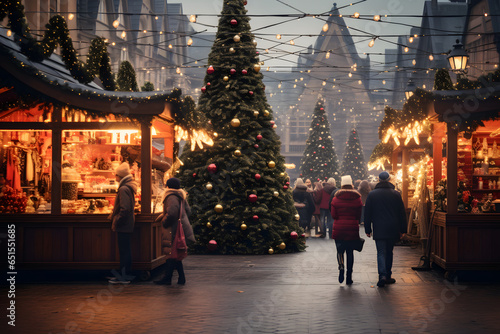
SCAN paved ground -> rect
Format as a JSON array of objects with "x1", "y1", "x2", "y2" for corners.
[{"x1": 2, "y1": 236, "x2": 500, "y2": 334}]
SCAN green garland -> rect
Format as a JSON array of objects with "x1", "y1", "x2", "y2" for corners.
[
  {"x1": 369, "y1": 142, "x2": 393, "y2": 165},
  {"x1": 1, "y1": 0, "x2": 115, "y2": 89}
]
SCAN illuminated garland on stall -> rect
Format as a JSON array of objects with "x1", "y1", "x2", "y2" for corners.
[{"x1": 368, "y1": 142, "x2": 393, "y2": 171}]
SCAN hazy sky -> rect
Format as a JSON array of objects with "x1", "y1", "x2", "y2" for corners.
[{"x1": 175, "y1": 0, "x2": 429, "y2": 68}]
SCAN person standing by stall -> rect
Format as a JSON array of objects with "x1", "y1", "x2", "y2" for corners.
[
  {"x1": 155, "y1": 178, "x2": 195, "y2": 285},
  {"x1": 330, "y1": 175, "x2": 363, "y2": 285},
  {"x1": 364, "y1": 171, "x2": 407, "y2": 287},
  {"x1": 109, "y1": 162, "x2": 137, "y2": 284},
  {"x1": 292, "y1": 178, "x2": 315, "y2": 235}
]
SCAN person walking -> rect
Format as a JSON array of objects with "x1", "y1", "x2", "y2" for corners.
[
  {"x1": 330, "y1": 175, "x2": 363, "y2": 285},
  {"x1": 108, "y1": 162, "x2": 137, "y2": 284},
  {"x1": 155, "y1": 178, "x2": 195, "y2": 285},
  {"x1": 319, "y1": 178, "x2": 337, "y2": 238},
  {"x1": 358, "y1": 180, "x2": 371, "y2": 225},
  {"x1": 364, "y1": 171, "x2": 407, "y2": 287},
  {"x1": 292, "y1": 178, "x2": 315, "y2": 234},
  {"x1": 312, "y1": 181, "x2": 324, "y2": 237}
]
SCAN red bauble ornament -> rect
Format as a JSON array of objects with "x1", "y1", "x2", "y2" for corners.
[
  {"x1": 254, "y1": 144, "x2": 259, "y2": 148},
  {"x1": 207, "y1": 163, "x2": 217, "y2": 173},
  {"x1": 248, "y1": 194, "x2": 258, "y2": 203},
  {"x1": 320, "y1": 108, "x2": 324, "y2": 110},
  {"x1": 207, "y1": 240, "x2": 218, "y2": 251},
  {"x1": 290, "y1": 231, "x2": 298, "y2": 240},
  {"x1": 255, "y1": 174, "x2": 261, "y2": 180},
  {"x1": 230, "y1": 68, "x2": 236, "y2": 75},
  {"x1": 322, "y1": 146, "x2": 325, "y2": 149},
  {"x1": 201, "y1": 86, "x2": 207, "y2": 93},
  {"x1": 193, "y1": 173, "x2": 197, "y2": 177},
  {"x1": 252, "y1": 215, "x2": 259, "y2": 221},
  {"x1": 249, "y1": 91, "x2": 254, "y2": 96},
  {"x1": 242, "y1": 69, "x2": 248, "y2": 75},
  {"x1": 283, "y1": 185, "x2": 288, "y2": 190},
  {"x1": 313, "y1": 151, "x2": 316, "y2": 154},
  {"x1": 207, "y1": 82, "x2": 211, "y2": 86},
  {"x1": 207, "y1": 65, "x2": 215, "y2": 74},
  {"x1": 256, "y1": 134, "x2": 263, "y2": 141},
  {"x1": 301, "y1": 233, "x2": 306, "y2": 238},
  {"x1": 286, "y1": 181, "x2": 290, "y2": 185},
  {"x1": 230, "y1": 19, "x2": 238, "y2": 25},
  {"x1": 244, "y1": 0, "x2": 248, "y2": 5}
]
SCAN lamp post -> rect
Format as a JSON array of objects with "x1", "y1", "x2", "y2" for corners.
[
  {"x1": 405, "y1": 79, "x2": 416, "y2": 100},
  {"x1": 447, "y1": 39, "x2": 469, "y2": 80}
]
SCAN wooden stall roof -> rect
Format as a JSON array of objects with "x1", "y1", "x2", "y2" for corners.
[{"x1": 0, "y1": 27, "x2": 179, "y2": 118}]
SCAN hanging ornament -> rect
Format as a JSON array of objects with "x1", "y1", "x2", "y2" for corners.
[
  {"x1": 252, "y1": 215, "x2": 259, "y2": 221},
  {"x1": 244, "y1": 0, "x2": 248, "y2": 5},
  {"x1": 248, "y1": 194, "x2": 258, "y2": 203},
  {"x1": 230, "y1": 19, "x2": 238, "y2": 26},
  {"x1": 215, "y1": 204, "x2": 223, "y2": 213},
  {"x1": 241, "y1": 223, "x2": 247, "y2": 230},
  {"x1": 280, "y1": 172, "x2": 285, "y2": 177},
  {"x1": 201, "y1": 86, "x2": 207, "y2": 93},
  {"x1": 254, "y1": 64, "x2": 261, "y2": 73},
  {"x1": 208, "y1": 163, "x2": 217, "y2": 173},
  {"x1": 268, "y1": 248, "x2": 274, "y2": 255},
  {"x1": 255, "y1": 174, "x2": 261, "y2": 180},
  {"x1": 268, "y1": 161, "x2": 276, "y2": 168},
  {"x1": 273, "y1": 191, "x2": 279, "y2": 197},
  {"x1": 253, "y1": 110, "x2": 259, "y2": 117},
  {"x1": 233, "y1": 35, "x2": 241, "y2": 42},
  {"x1": 270, "y1": 121, "x2": 275, "y2": 127},
  {"x1": 207, "y1": 240, "x2": 218, "y2": 251},
  {"x1": 294, "y1": 214, "x2": 300, "y2": 220},
  {"x1": 263, "y1": 110, "x2": 270, "y2": 116},
  {"x1": 192, "y1": 173, "x2": 197, "y2": 177},
  {"x1": 279, "y1": 242, "x2": 286, "y2": 250},
  {"x1": 229, "y1": 47, "x2": 235, "y2": 53},
  {"x1": 223, "y1": 76, "x2": 229, "y2": 81},
  {"x1": 283, "y1": 185, "x2": 288, "y2": 190},
  {"x1": 234, "y1": 149, "x2": 242, "y2": 157},
  {"x1": 206, "y1": 183, "x2": 213, "y2": 190},
  {"x1": 256, "y1": 134, "x2": 263, "y2": 141},
  {"x1": 273, "y1": 125, "x2": 277, "y2": 129},
  {"x1": 254, "y1": 144, "x2": 259, "y2": 149},
  {"x1": 242, "y1": 69, "x2": 248, "y2": 75},
  {"x1": 206, "y1": 82, "x2": 211, "y2": 86},
  {"x1": 206, "y1": 222, "x2": 212, "y2": 228},
  {"x1": 230, "y1": 68, "x2": 236, "y2": 75},
  {"x1": 230, "y1": 118, "x2": 241, "y2": 127},
  {"x1": 207, "y1": 65, "x2": 215, "y2": 74},
  {"x1": 290, "y1": 231, "x2": 298, "y2": 240},
  {"x1": 286, "y1": 181, "x2": 290, "y2": 185},
  {"x1": 249, "y1": 91, "x2": 254, "y2": 96}
]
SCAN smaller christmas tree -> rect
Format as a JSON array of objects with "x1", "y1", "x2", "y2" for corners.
[
  {"x1": 300, "y1": 99, "x2": 340, "y2": 183},
  {"x1": 340, "y1": 128, "x2": 368, "y2": 181},
  {"x1": 117, "y1": 61, "x2": 139, "y2": 92}
]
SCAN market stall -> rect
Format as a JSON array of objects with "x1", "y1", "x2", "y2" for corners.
[{"x1": 0, "y1": 28, "x2": 205, "y2": 277}]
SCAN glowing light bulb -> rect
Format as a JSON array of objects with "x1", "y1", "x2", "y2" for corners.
[
  {"x1": 404, "y1": 46, "x2": 409, "y2": 53},
  {"x1": 322, "y1": 23, "x2": 329, "y2": 32},
  {"x1": 68, "y1": 13, "x2": 74, "y2": 21},
  {"x1": 276, "y1": 34, "x2": 282, "y2": 40},
  {"x1": 412, "y1": 59, "x2": 416, "y2": 65},
  {"x1": 6, "y1": 30, "x2": 11, "y2": 37},
  {"x1": 429, "y1": 54, "x2": 434, "y2": 61},
  {"x1": 382, "y1": 80, "x2": 386, "y2": 85},
  {"x1": 121, "y1": 31, "x2": 126, "y2": 39},
  {"x1": 409, "y1": 37, "x2": 414, "y2": 43},
  {"x1": 373, "y1": 15, "x2": 380, "y2": 21},
  {"x1": 368, "y1": 39, "x2": 375, "y2": 47},
  {"x1": 290, "y1": 40, "x2": 295, "y2": 45},
  {"x1": 348, "y1": 72, "x2": 352, "y2": 77},
  {"x1": 113, "y1": 20, "x2": 120, "y2": 28},
  {"x1": 168, "y1": 44, "x2": 173, "y2": 49},
  {"x1": 322, "y1": 81, "x2": 326, "y2": 86},
  {"x1": 189, "y1": 15, "x2": 197, "y2": 23},
  {"x1": 353, "y1": 12, "x2": 360, "y2": 18},
  {"x1": 326, "y1": 51, "x2": 330, "y2": 59},
  {"x1": 187, "y1": 38, "x2": 193, "y2": 46},
  {"x1": 176, "y1": 67, "x2": 181, "y2": 74}
]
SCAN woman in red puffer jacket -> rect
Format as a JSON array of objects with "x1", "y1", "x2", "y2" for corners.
[{"x1": 330, "y1": 175, "x2": 362, "y2": 285}]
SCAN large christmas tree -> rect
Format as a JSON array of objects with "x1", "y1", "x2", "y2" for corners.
[
  {"x1": 340, "y1": 128, "x2": 368, "y2": 181},
  {"x1": 300, "y1": 99, "x2": 340, "y2": 183},
  {"x1": 178, "y1": 0, "x2": 305, "y2": 255}
]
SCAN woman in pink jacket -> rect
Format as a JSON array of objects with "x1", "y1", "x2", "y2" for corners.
[{"x1": 330, "y1": 175, "x2": 362, "y2": 285}]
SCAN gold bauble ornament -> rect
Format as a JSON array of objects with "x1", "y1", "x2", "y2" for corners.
[
  {"x1": 280, "y1": 172, "x2": 285, "y2": 177},
  {"x1": 229, "y1": 47, "x2": 235, "y2": 53},
  {"x1": 253, "y1": 64, "x2": 261, "y2": 73},
  {"x1": 268, "y1": 248, "x2": 274, "y2": 255},
  {"x1": 233, "y1": 35, "x2": 241, "y2": 42},
  {"x1": 230, "y1": 118, "x2": 241, "y2": 127},
  {"x1": 268, "y1": 161, "x2": 276, "y2": 168},
  {"x1": 241, "y1": 223, "x2": 247, "y2": 230},
  {"x1": 253, "y1": 110, "x2": 259, "y2": 117},
  {"x1": 273, "y1": 191, "x2": 279, "y2": 197},
  {"x1": 263, "y1": 109, "x2": 270, "y2": 116},
  {"x1": 234, "y1": 149, "x2": 242, "y2": 157},
  {"x1": 223, "y1": 76, "x2": 229, "y2": 82},
  {"x1": 207, "y1": 222, "x2": 212, "y2": 228},
  {"x1": 206, "y1": 183, "x2": 213, "y2": 190},
  {"x1": 279, "y1": 242, "x2": 286, "y2": 250},
  {"x1": 294, "y1": 214, "x2": 300, "y2": 220},
  {"x1": 215, "y1": 204, "x2": 223, "y2": 213}
]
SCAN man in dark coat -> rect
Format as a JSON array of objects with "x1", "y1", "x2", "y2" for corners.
[
  {"x1": 364, "y1": 171, "x2": 407, "y2": 287},
  {"x1": 292, "y1": 178, "x2": 315, "y2": 233},
  {"x1": 108, "y1": 162, "x2": 138, "y2": 284}
]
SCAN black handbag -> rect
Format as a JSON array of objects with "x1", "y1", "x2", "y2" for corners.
[{"x1": 352, "y1": 238, "x2": 365, "y2": 252}]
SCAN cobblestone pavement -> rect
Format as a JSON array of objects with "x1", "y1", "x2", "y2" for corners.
[{"x1": 2, "y1": 237, "x2": 500, "y2": 334}]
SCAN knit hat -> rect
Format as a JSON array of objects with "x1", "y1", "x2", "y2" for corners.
[
  {"x1": 327, "y1": 178, "x2": 336, "y2": 187},
  {"x1": 295, "y1": 178, "x2": 305, "y2": 188},
  {"x1": 166, "y1": 177, "x2": 181, "y2": 189},
  {"x1": 115, "y1": 162, "x2": 131, "y2": 178},
  {"x1": 379, "y1": 171, "x2": 391, "y2": 181},
  {"x1": 341, "y1": 175, "x2": 353, "y2": 187}
]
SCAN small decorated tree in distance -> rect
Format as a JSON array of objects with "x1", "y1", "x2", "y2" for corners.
[
  {"x1": 340, "y1": 128, "x2": 368, "y2": 181},
  {"x1": 300, "y1": 99, "x2": 340, "y2": 183},
  {"x1": 178, "y1": 0, "x2": 305, "y2": 255}
]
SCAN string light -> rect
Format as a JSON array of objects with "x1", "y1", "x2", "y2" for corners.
[
  {"x1": 429, "y1": 54, "x2": 434, "y2": 61},
  {"x1": 373, "y1": 14, "x2": 381, "y2": 21},
  {"x1": 113, "y1": 20, "x2": 120, "y2": 28},
  {"x1": 353, "y1": 12, "x2": 360, "y2": 18},
  {"x1": 6, "y1": 30, "x2": 11, "y2": 37},
  {"x1": 368, "y1": 38, "x2": 375, "y2": 47},
  {"x1": 322, "y1": 23, "x2": 329, "y2": 32},
  {"x1": 322, "y1": 81, "x2": 326, "y2": 86},
  {"x1": 121, "y1": 31, "x2": 126, "y2": 39},
  {"x1": 187, "y1": 38, "x2": 193, "y2": 46},
  {"x1": 290, "y1": 40, "x2": 295, "y2": 45},
  {"x1": 404, "y1": 46, "x2": 409, "y2": 53},
  {"x1": 276, "y1": 34, "x2": 282, "y2": 39},
  {"x1": 68, "y1": 13, "x2": 74, "y2": 21},
  {"x1": 189, "y1": 15, "x2": 197, "y2": 23},
  {"x1": 409, "y1": 36, "x2": 414, "y2": 43},
  {"x1": 348, "y1": 72, "x2": 352, "y2": 77},
  {"x1": 325, "y1": 51, "x2": 330, "y2": 59}
]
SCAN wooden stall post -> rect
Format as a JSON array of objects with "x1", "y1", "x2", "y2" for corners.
[
  {"x1": 141, "y1": 120, "x2": 152, "y2": 214},
  {"x1": 51, "y1": 106, "x2": 62, "y2": 215},
  {"x1": 402, "y1": 147, "x2": 410, "y2": 208},
  {"x1": 447, "y1": 123, "x2": 458, "y2": 214}
]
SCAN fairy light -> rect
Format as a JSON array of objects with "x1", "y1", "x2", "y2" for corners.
[
  {"x1": 290, "y1": 40, "x2": 295, "y2": 45},
  {"x1": 113, "y1": 20, "x2": 120, "y2": 28},
  {"x1": 404, "y1": 46, "x2": 409, "y2": 53},
  {"x1": 368, "y1": 38, "x2": 375, "y2": 47},
  {"x1": 6, "y1": 30, "x2": 11, "y2": 37},
  {"x1": 409, "y1": 36, "x2": 414, "y2": 43},
  {"x1": 353, "y1": 12, "x2": 360, "y2": 18},
  {"x1": 322, "y1": 23, "x2": 329, "y2": 32},
  {"x1": 326, "y1": 51, "x2": 330, "y2": 59},
  {"x1": 121, "y1": 31, "x2": 126, "y2": 39},
  {"x1": 276, "y1": 34, "x2": 282, "y2": 40},
  {"x1": 348, "y1": 72, "x2": 352, "y2": 77},
  {"x1": 68, "y1": 13, "x2": 74, "y2": 20},
  {"x1": 187, "y1": 38, "x2": 193, "y2": 46},
  {"x1": 373, "y1": 15, "x2": 381, "y2": 21},
  {"x1": 429, "y1": 54, "x2": 434, "y2": 61},
  {"x1": 189, "y1": 15, "x2": 197, "y2": 23},
  {"x1": 176, "y1": 67, "x2": 181, "y2": 74}
]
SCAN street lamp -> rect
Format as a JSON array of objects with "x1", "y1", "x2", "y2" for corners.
[
  {"x1": 447, "y1": 39, "x2": 469, "y2": 74},
  {"x1": 405, "y1": 79, "x2": 416, "y2": 100}
]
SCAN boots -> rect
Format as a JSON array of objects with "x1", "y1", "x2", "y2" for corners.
[
  {"x1": 346, "y1": 271, "x2": 353, "y2": 285},
  {"x1": 176, "y1": 261, "x2": 186, "y2": 285},
  {"x1": 154, "y1": 259, "x2": 175, "y2": 285}
]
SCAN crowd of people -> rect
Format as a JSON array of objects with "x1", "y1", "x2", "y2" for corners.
[{"x1": 293, "y1": 172, "x2": 407, "y2": 287}]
